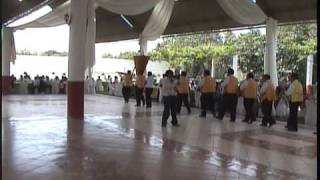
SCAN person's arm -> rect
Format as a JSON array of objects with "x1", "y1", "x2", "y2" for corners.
[
  {"x1": 220, "y1": 77, "x2": 230, "y2": 88},
  {"x1": 240, "y1": 80, "x2": 248, "y2": 91},
  {"x1": 285, "y1": 83, "x2": 294, "y2": 96},
  {"x1": 259, "y1": 82, "x2": 268, "y2": 96}
]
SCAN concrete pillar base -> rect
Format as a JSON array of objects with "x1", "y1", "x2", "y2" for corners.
[
  {"x1": 67, "y1": 81, "x2": 84, "y2": 119},
  {"x1": 2, "y1": 76, "x2": 11, "y2": 95}
]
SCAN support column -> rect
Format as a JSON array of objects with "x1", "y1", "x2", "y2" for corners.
[
  {"x1": 211, "y1": 59, "x2": 215, "y2": 77},
  {"x1": 232, "y1": 55, "x2": 238, "y2": 77},
  {"x1": 68, "y1": 0, "x2": 90, "y2": 119},
  {"x1": 306, "y1": 55, "x2": 314, "y2": 95},
  {"x1": 2, "y1": 27, "x2": 13, "y2": 95},
  {"x1": 264, "y1": 17, "x2": 278, "y2": 87}
]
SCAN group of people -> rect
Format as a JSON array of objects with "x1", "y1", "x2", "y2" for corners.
[
  {"x1": 10, "y1": 72, "x2": 68, "y2": 94},
  {"x1": 120, "y1": 68, "x2": 304, "y2": 132}
]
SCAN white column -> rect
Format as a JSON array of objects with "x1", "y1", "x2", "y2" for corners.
[
  {"x1": 139, "y1": 38, "x2": 148, "y2": 55},
  {"x1": 232, "y1": 55, "x2": 238, "y2": 77},
  {"x1": 68, "y1": 0, "x2": 88, "y2": 82},
  {"x1": 264, "y1": 17, "x2": 278, "y2": 87},
  {"x1": 306, "y1": 55, "x2": 313, "y2": 86},
  {"x1": 211, "y1": 59, "x2": 215, "y2": 77}
]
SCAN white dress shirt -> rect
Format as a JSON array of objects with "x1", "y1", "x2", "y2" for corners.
[{"x1": 160, "y1": 78, "x2": 177, "y2": 96}]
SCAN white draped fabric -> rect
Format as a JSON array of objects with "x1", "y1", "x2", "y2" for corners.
[
  {"x1": 139, "y1": 0, "x2": 175, "y2": 54},
  {"x1": 85, "y1": 0, "x2": 96, "y2": 78},
  {"x1": 96, "y1": 0, "x2": 160, "y2": 15},
  {"x1": 14, "y1": 1, "x2": 70, "y2": 30},
  {"x1": 216, "y1": 0, "x2": 267, "y2": 25},
  {"x1": 6, "y1": 0, "x2": 172, "y2": 72},
  {"x1": 2, "y1": 27, "x2": 16, "y2": 66}
]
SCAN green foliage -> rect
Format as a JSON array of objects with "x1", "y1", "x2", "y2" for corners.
[
  {"x1": 102, "y1": 53, "x2": 114, "y2": 58},
  {"x1": 17, "y1": 49, "x2": 38, "y2": 56},
  {"x1": 41, "y1": 50, "x2": 68, "y2": 56},
  {"x1": 117, "y1": 51, "x2": 139, "y2": 60},
  {"x1": 148, "y1": 23, "x2": 317, "y2": 82}
]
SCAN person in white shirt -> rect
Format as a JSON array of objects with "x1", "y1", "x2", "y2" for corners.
[
  {"x1": 96, "y1": 76, "x2": 104, "y2": 92},
  {"x1": 160, "y1": 70, "x2": 180, "y2": 127},
  {"x1": 51, "y1": 76, "x2": 60, "y2": 94},
  {"x1": 89, "y1": 77, "x2": 96, "y2": 94},
  {"x1": 145, "y1": 71, "x2": 154, "y2": 108},
  {"x1": 259, "y1": 74, "x2": 276, "y2": 127},
  {"x1": 217, "y1": 68, "x2": 239, "y2": 122},
  {"x1": 158, "y1": 74, "x2": 166, "y2": 103},
  {"x1": 284, "y1": 73, "x2": 303, "y2": 131},
  {"x1": 240, "y1": 72, "x2": 258, "y2": 124}
]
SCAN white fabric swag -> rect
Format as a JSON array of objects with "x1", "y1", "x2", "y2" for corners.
[
  {"x1": 85, "y1": 0, "x2": 96, "y2": 78},
  {"x1": 139, "y1": 0, "x2": 175, "y2": 55},
  {"x1": 216, "y1": 0, "x2": 267, "y2": 25},
  {"x1": 14, "y1": 1, "x2": 71, "y2": 30},
  {"x1": 96, "y1": 0, "x2": 161, "y2": 15},
  {"x1": 2, "y1": 27, "x2": 16, "y2": 64},
  {"x1": 5, "y1": 0, "x2": 172, "y2": 73}
]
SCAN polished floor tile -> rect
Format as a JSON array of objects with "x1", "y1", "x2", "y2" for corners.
[{"x1": 2, "y1": 95, "x2": 317, "y2": 180}]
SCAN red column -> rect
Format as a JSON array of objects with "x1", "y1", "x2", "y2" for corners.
[
  {"x1": 68, "y1": 82, "x2": 84, "y2": 119},
  {"x1": 2, "y1": 76, "x2": 11, "y2": 95}
]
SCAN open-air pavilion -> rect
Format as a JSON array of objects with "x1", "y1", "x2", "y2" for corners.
[{"x1": 2, "y1": 0, "x2": 317, "y2": 179}]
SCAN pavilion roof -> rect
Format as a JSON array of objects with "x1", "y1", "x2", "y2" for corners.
[{"x1": 2, "y1": 0, "x2": 316, "y2": 42}]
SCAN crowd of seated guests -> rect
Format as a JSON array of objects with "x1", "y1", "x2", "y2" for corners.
[{"x1": 10, "y1": 72, "x2": 68, "y2": 94}]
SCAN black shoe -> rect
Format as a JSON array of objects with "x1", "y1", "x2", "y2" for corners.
[
  {"x1": 288, "y1": 129, "x2": 298, "y2": 132},
  {"x1": 172, "y1": 123, "x2": 180, "y2": 127},
  {"x1": 188, "y1": 111, "x2": 191, "y2": 115},
  {"x1": 260, "y1": 124, "x2": 267, "y2": 127},
  {"x1": 161, "y1": 124, "x2": 167, "y2": 127},
  {"x1": 136, "y1": 104, "x2": 141, "y2": 107},
  {"x1": 199, "y1": 115, "x2": 206, "y2": 118},
  {"x1": 217, "y1": 117, "x2": 223, "y2": 120},
  {"x1": 242, "y1": 119, "x2": 248, "y2": 122}
]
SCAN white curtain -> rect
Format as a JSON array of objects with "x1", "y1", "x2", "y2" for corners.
[
  {"x1": 6, "y1": 0, "x2": 173, "y2": 70},
  {"x1": 85, "y1": 0, "x2": 96, "y2": 78},
  {"x1": 139, "y1": 0, "x2": 174, "y2": 54},
  {"x1": 216, "y1": 0, "x2": 267, "y2": 25},
  {"x1": 2, "y1": 27, "x2": 16, "y2": 64},
  {"x1": 96, "y1": 0, "x2": 160, "y2": 15},
  {"x1": 13, "y1": 1, "x2": 71, "y2": 30}
]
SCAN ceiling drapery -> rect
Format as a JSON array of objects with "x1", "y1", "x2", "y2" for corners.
[
  {"x1": 139, "y1": 0, "x2": 175, "y2": 55},
  {"x1": 216, "y1": 0, "x2": 267, "y2": 25},
  {"x1": 4, "y1": 0, "x2": 269, "y2": 69},
  {"x1": 96, "y1": 0, "x2": 161, "y2": 15}
]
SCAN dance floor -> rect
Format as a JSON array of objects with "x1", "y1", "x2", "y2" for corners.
[{"x1": 2, "y1": 95, "x2": 317, "y2": 180}]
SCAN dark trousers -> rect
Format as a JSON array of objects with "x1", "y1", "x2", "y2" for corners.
[
  {"x1": 261, "y1": 100, "x2": 274, "y2": 125},
  {"x1": 135, "y1": 87, "x2": 145, "y2": 106},
  {"x1": 162, "y1": 96, "x2": 178, "y2": 125},
  {"x1": 200, "y1": 93, "x2": 215, "y2": 116},
  {"x1": 145, "y1": 88, "x2": 153, "y2": 108},
  {"x1": 218, "y1": 93, "x2": 238, "y2": 121},
  {"x1": 122, "y1": 86, "x2": 131, "y2": 103},
  {"x1": 177, "y1": 93, "x2": 191, "y2": 114},
  {"x1": 287, "y1": 102, "x2": 300, "y2": 131},
  {"x1": 243, "y1": 98, "x2": 256, "y2": 122}
]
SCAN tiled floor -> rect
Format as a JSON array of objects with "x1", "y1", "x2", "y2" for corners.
[{"x1": 2, "y1": 95, "x2": 317, "y2": 180}]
